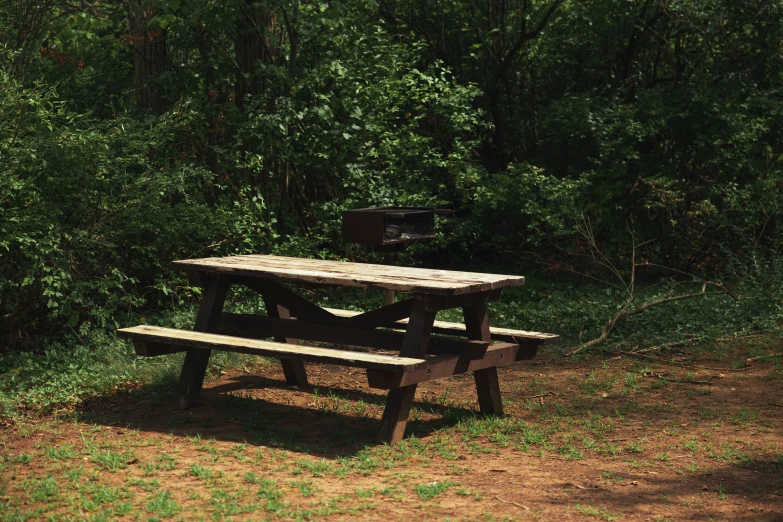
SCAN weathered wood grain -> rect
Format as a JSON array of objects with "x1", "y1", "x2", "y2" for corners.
[
  {"x1": 237, "y1": 277, "x2": 336, "y2": 323},
  {"x1": 366, "y1": 342, "x2": 519, "y2": 389},
  {"x1": 464, "y1": 303, "x2": 504, "y2": 415},
  {"x1": 323, "y1": 307, "x2": 560, "y2": 345},
  {"x1": 118, "y1": 326, "x2": 426, "y2": 371},
  {"x1": 173, "y1": 255, "x2": 525, "y2": 296},
  {"x1": 377, "y1": 297, "x2": 437, "y2": 444},
  {"x1": 262, "y1": 296, "x2": 308, "y2": 387},
  {"x1": 176, "y1": 276, "x2": 229, "y2": 410}
]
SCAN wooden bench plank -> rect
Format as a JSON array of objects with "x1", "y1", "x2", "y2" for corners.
[
  {"x1": 323, "y1": 308, "x2": 559, "y2": 345},
  {"x1": 173, "y1": 255, "x2": 525, "y2": 296},
  {"x1": 118, "y1": 325, "x2": 426, "y2": 372}
]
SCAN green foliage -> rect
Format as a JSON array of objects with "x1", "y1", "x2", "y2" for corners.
[
  {"x1": 0, "y1": 72, "x2": 274, "y2": 347},
  {"x1": 453, "y1": 163, "x2": 585, "y2": 255},
  {"x1": 0, "y1": 0, "x2": 781, "y2": 390},
  {"x1": 0, "y1": 324, "x2": 172, "y2": 415}
]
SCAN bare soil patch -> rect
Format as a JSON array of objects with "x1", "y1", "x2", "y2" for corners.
[{"x1": 2, "y1": 345, "x2": 782, "y2": 521}]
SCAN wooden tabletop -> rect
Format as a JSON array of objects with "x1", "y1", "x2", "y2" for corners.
[{"x1": 173, "y1": 255, "x2": 525, "y2": 296}]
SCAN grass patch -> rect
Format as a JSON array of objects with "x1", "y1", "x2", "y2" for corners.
[
  {"x1": 31, "y1": 475, "x2": 59, "y2": 502},
  {"x1": 43, "y1": 445, "x2": 77, "y2": 461},
  {"x1": 189, "y1": 464, "x2": 213, "y2": 481},
  {"x1": 576, "y1": 504, "x2": 619, "y2": 520},
  {"x1": 91, "y1": 450, "x2": 133, "y2": 472},
  {"x1": 146, "y1": 491, "x2": 180, "y2": 517},
  {"x1": 290, "y1": 479, "x2": 320, "y2": 497},
  {"x1": 415, "y1": 481, "x2": 456, "y2": 500}
]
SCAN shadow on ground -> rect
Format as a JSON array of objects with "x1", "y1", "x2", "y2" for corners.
[{"x1": 76, "y1": 370, "x2": 476, "y2": 458}]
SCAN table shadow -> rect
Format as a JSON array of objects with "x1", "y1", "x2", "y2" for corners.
[{"x1": 76, "y1": 374, "x2": 478, "y2": 458}]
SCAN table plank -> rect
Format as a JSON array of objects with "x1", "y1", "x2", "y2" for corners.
[{"x1": 173, "y1": 255, "x2": 525, "y2": 296}]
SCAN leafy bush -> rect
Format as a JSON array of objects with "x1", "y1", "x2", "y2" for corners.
[{"x1": 0, "y1": 72, "x2": 274, "y2": 348}]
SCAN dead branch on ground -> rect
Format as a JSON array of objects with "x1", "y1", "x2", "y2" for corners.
[{"x1": 564, "y1": 217, "x2": 730, "y2": 356}]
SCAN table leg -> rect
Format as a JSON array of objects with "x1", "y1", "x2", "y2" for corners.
[
  {"x1": 463, "y1": 304, "x2": 504, "y2": 415},
  {"x1": 378, "y1": 385, "x2": 417, "y2": 443},
  {"x1": 263, "y1": 296, "x2": 308, "y2": 387},
  {"x1": 378, "y1": 297, "x2": 435, "y2": 444},
  {"x1": 176, "y1": 276, "x2": 230, "y2": 409}
]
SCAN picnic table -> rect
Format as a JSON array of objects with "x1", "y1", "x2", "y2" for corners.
[{"x1": 118, "y1": 255, "x2": 558, "y2": 443}]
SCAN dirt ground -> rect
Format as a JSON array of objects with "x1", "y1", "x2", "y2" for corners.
[{"x1": 2, "y1": 345, "x2": 782, "y2": 521}]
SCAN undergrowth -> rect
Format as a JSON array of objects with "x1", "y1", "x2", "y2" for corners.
[{"x1": 1, "y1": 271, "x2": 781, "y2": 421}]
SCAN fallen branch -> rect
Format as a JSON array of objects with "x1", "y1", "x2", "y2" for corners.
[
  {"x1": 566, "y1": 287, "x2": 728, "y2": 357},
  {"x1": 558, "y1": 217, "x2": 740, "y2": 358},
  {"x1": 649, "y1": 372, "x2": 713, "y2": 385},
  {"x1": 630, "y1": 330, "x2": 772, "y2": 356},
  {"x1": 611, "y1": 350, "x2": 750, "y2": 372},
  {"x1": 632, "y1": 338, "x2": 703, "y2": 354},
  {"x1": 746, "y1": 353, "x2": 780, "y2": 363},
  {"x1": 522, "y1": 391, "x2": 558, "y2": 400},
  {"x1": 493, "y1": 496, "x2": 530, "y2": 511}
]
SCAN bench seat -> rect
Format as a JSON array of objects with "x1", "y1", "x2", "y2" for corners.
[
  {"x1": 323, "y1": 307, "x2": 559, "y2": 345},
  {"x1": 117, "y1": 325, "x2": 427, "y2": 372}
]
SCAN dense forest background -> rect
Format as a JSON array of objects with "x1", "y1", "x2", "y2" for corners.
[{"x1": 2, "y1": 0, "x2": 783, "y2": 360}]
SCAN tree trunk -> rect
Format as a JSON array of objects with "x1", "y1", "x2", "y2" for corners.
[
  {"x1": 126, "y1": 0, "x2": 169, "y2": 115},
  {"x1": 7, "y1": 0, "x2": 56, "y2": 82},
  {"x1": 234, "y1": 0, "x2": 276, "y2": 113}
]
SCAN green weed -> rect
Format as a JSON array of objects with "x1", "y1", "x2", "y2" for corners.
[
  {"x1": 456, "y1": 488, "x2": 482, "y2": 499},
  {"x1": 415, "y1": 480, "x2": 455, "y2": 500},
  {"x1": 8, "y1": 453, "x2": 32, "y2": 464},
  {"x1": 31, "y1": 475, "x2": 59, "y2": 501},
  {"x1": 292, "y1": 458, "x2": 333, "y2": 477},
  {"x1": 354, "y1": 487, "x2": 376, "y2": 499},
  {"x1": 128, "y1": 478, "x2": 160, "y2": 492},
  {"x1": 626, "y1": 437, "x2": 648, "y2": 454},
  {"x1": 576, "y1": 504, "x2": 618, "y2": 520},
  {"x1": 290, "y1": 479, "x2": 320, "y2": 497},
  {"x1": 43, "y1": 445, "x2": 77, "y2": 461},
  {"x1": 189, "y1": 464, "x2": 213, "y2": 481},
  {"x1": 683, "y1": 439, "x2": 699, "y2": 454},
  {"x1": 146, "y1": 491, "x2": 180, "y2": 517},
  {"x1": 731, "y1": 409, "x2": 760, "y2": 426},
  {"x1": 91, "y1": 450, "x2": 132, "y2": 472},
  {"x1": 256, "y1": 477, "x2": 283, "y2": 502}
]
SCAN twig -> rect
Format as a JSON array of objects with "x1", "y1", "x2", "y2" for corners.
[
  {"x1": 634, "y1": 330, "x2": 771, "y2": 355},
  {"x1": 633, "y1": 338, "x2": 702, "y2": 354},
  {"x1": 566, "y1": 289, "x2": 728, "y2": 357},
  {"x1": 746, "y1": 353, "x2": 780, "y2": 363},
  {"x1": 611, "y1": 351, "x2": 750, "y2": 372},
  {"x1": 493, "y1": 496, "x2": 530, "y2": 511},
  {"x1": 623, "y1": 289, "x2": 728, "y2": 319},
  {"x1": 558, "y1": 216, "x2": 736, "y2": 358},
  {"x1": 564, "y1": 296, "x2": 634, "y2": 356},
  {"x1": 715, "y1": 330, "x2": 766, "y2": 341},
  {"x1": 522, "y1": 391, "x2": 557, "y2": 400},
  {"x1": 200, "y1": 238, "x2": 229, "y2": 252},
  {"x1": 649, "y1": 372, "x2": 713, "y2": 385}
]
